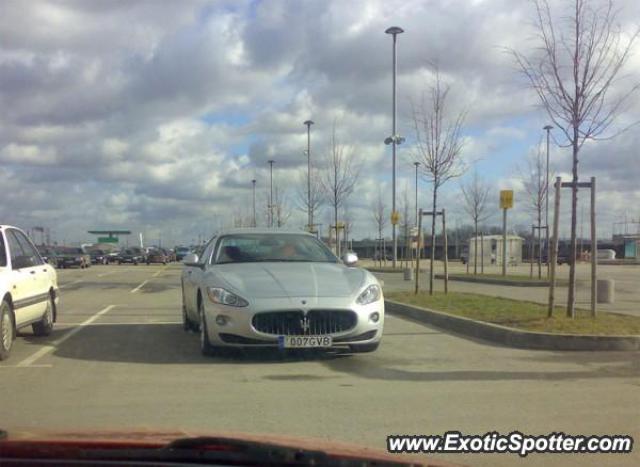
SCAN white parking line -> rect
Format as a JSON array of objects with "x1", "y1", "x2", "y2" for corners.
[
  {"x1": 130, "y1": 266, "x2": 168, "y2": 293},
  {"x1": 16, "y1": 305, "x2": 115, "y2": 367},
  {"x1": 130, "y1": 279, "x2": 149, "y2": 293},
  {"x1": 152, "y1": 267, "x2": 167, "y2": 277},
  {"x1": 97, "y1": 270, "x2": 118, "y2": 277},
  {"x1": 59, "y1": 279, "x2": 82, "y2": 289}
]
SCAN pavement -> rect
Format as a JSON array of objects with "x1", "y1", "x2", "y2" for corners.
[
  {"x1": 1, "y1": 264, "x2": 638, "y2": 467},
  {"x1": 369, "y1": 260, "x2": 640, "y2": 317}
]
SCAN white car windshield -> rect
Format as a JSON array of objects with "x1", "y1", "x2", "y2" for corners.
[{"x1": 215, "y1": 234, "x2": 338, "y2": 264}]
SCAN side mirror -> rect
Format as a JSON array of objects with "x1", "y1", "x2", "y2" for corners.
[
  {"x1": 183, "y1": 253, "x2": 199, "y2": 264},
  {"x1": 342, "y1": 251, "x2": 358, "y2": 267}
]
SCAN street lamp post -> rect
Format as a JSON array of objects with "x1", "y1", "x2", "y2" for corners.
[
  {"x1": 304, "y1": 120, "x2": 314, "y2": 232},
  {"x1": 268, "y1": 160, "x2": 275, "y2": 228},
  {"x1": 413, "y1": 162, "x2": 420, "y2": 226},
  {"x1": 544, "y1": 125, "x2": 553, "y2": 271},
  {"x1": 251, "y1": 179, "x2": 257, "y2": 227},
  {"x1": 385, "y1": 26, "x2": 404, "y2": 269}
]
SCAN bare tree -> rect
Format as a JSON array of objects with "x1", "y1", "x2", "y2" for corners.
[
  {"x1": 296, "y1": 162, "x2": 324, "y2": 233},
  {"x1": 460, "y1": 170, "x2": 491, "y2": 275},
  {"x1": 342, "y1": 203, "x2": 356, "y2": 253},
  {"x1": 274, "y1": 185, "x2": 292, "y2": 228},
  {"x1": 413, "y1": 68, "x2": 467, "y2": 294},
  {"x1": 371, "y1": 191, "x2": 388, "y2": 265},
  {"x1": 512, "y1": 0, "x2": 639, "y2": 316},
  {"x1": 321, "y1": 123, "x2": 360, "y2": 257},
  {"x1": 518, "y1": 141, "x2": 549, "y2": 279}
]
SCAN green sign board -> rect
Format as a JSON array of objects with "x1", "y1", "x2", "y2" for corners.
[{"x1": 98, "y1": 237, "x2": 119, "y2": 243}]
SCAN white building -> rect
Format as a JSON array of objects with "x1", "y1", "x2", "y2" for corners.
[{"x1": 467, "y1": 235, "x2": 523, "y2": 266}]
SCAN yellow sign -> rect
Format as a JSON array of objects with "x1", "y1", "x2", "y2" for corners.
[
  {"x1": 336, "y1": 222, "x2": 345, "y2": 229},
  {"x1": 390, "y1": 211, "x2": 400, "y2": 225},
  {"x1": 500, "y1": 190, "x2": 514, "y2": 209}
]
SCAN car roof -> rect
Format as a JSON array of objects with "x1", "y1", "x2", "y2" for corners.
[{"x1": 215, "y1": 228, "x2": 315, "y2": 237}]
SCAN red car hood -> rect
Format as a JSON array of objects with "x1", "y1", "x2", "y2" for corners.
[{"x1": 0, "y1": 428, "x2": 461, "y2": 466}]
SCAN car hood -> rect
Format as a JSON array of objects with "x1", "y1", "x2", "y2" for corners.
[
  {"x1": 211, "y1": 262, "x2": 370, "y2": 298},
  {"x1": 0, "y1": 429, "x2": 453, "y2": 466}
]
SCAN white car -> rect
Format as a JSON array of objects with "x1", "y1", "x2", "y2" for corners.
[
  {"x1": 0, "y1": 225, "x2": 60, "y2": 360},
  {"x1": 181, "y1": 229, "x2": 384, "y2": 356}
]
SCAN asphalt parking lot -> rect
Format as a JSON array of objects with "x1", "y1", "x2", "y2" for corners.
[{"x1": 1, "y1": 264, "x2": 638, "y2": 466}]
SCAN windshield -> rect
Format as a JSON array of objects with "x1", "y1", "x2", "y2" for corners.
[{"x1": 215, "y1": 234, "x2": 337, "y2": 264}]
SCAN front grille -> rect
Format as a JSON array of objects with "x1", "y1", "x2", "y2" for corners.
[{"x1": 252, "y1": 310, "x2": 357, "y2": 336}]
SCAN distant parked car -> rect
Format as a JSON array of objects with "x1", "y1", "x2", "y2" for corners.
[
  {"x1": 55, "y1": 247, "x2": 91, "y2": 269},
  {"x1": 116, "y1": 248, "x2": 144, "y2": 265},
  {"x1": 372, "y1": 252, "x2": 392, "y2": 261},
  {"x1": 88, "y1": 249, "x2": 109, "y2": 265},
  {"x1": 146, "y1": 248, "x2": 168, "y2": 265},
  {"x1": 165, "y1": 249, "x2": 176, "y2": 262},
  {"x1": 36, "y1": 246, "x2": 58, "y2": 266},
  {"x1": 175, "y1": 246, "x2": 191, "y2": 261}
]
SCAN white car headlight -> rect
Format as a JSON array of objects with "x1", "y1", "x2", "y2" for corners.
[
  {"x1": 356, "y1": 284, "x2": 381, "y2": 305},
  {"x1": 207, "y1": 287, "x2": 249, "y2": 307}
]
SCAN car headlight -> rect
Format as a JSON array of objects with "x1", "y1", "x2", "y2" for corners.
[
  {"x1": 207, "y1": 287, "x2": 249, "y2": 307},
  {"x1": 356, "y1": 284, "x2": 381, "y2": 305}
]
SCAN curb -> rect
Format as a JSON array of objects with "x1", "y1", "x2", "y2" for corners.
[
  {"x1": 385, "y1": 300, "x2": 640, "y2": 351},
  {"x1": 435, "y1": 274, "x2": 549, "y2": 287}
]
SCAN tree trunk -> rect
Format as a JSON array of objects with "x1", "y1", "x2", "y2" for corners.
[
  {"x1": 473, "y1": 218, "x2": 478, "y2": 275},
  {"x1": 334, "y1": 201, "x2": 339, "y2": 258},
  {"x1": 429, "y1": 186, "x2": 438, "y2": 295},
  {"x1": 567, "y1": 137, "x2": 579, "y2": 318}
]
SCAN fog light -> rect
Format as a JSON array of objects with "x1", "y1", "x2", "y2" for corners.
[
  {"x1": 215, "y1": 315, "x2": 229, "y2": 326},
  {"x1": 369, "y1": 312, "x2": 380, "y2": 323}
]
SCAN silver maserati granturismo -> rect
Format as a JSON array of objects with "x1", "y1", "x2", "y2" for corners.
[{"x1": 180, "y1": 229, "x2": 384, "y2": 355}]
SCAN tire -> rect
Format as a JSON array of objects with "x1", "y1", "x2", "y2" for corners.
[
  {"x1": 198, "y1": 299, "x2": 216, "y2": 356},
  {"x1": 182, "y1": 303, "x2": 194, "y2": 332},
  {"x1": 0, "y1": 299, "x2": 14, "y2": 361},
  {"x1": 32, "y1": 294, "x2": 54, "y2": 337},
  {"x1": 349, "y1": 342, "x2": 380, "y2": 353}
]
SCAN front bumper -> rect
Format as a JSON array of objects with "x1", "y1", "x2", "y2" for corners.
[{"x1": 203, "y1": 296, "x2": 384, "y2": 348}]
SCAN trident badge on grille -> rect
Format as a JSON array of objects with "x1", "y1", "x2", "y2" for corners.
[{"x1": 300, "y1": 316, "x2": 310, "y2": 333}]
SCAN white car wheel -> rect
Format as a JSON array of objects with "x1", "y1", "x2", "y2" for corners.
[
  {"x1": 0, "y1": 300, "x2": 14, "y2": 360},
  {"x1": 32, "y1": 295, "x2": 54, "y2": 337},
  {"x1": 199, "y1": 300, "x2": 215, "y2": 356}
]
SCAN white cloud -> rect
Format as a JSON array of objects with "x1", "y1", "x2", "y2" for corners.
[{"x1": 0, "y1": 0, "x2": 638, "y2": 243}]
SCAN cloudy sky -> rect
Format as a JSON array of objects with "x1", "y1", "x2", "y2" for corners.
[{"x1": 1, "y1": 0, "x2": 640, "y2": 246}]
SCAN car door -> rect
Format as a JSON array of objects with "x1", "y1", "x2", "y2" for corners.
[{"x1": 5, "y1": 229, "x2": 48, "y2": 327}]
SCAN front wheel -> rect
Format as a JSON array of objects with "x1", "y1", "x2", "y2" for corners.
[
  {"x1": 32, "y1": 295, "x2": 54, "y2": 336},
  {"x1": 0, "y1": 300, "x2": 14, "y2": 361},
  {"x1": 199, "y1": 301, "x2": 216, "y2": 356},
  {"x1": 349, "y1": 342, "x2": 380, "y2": 353}
]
